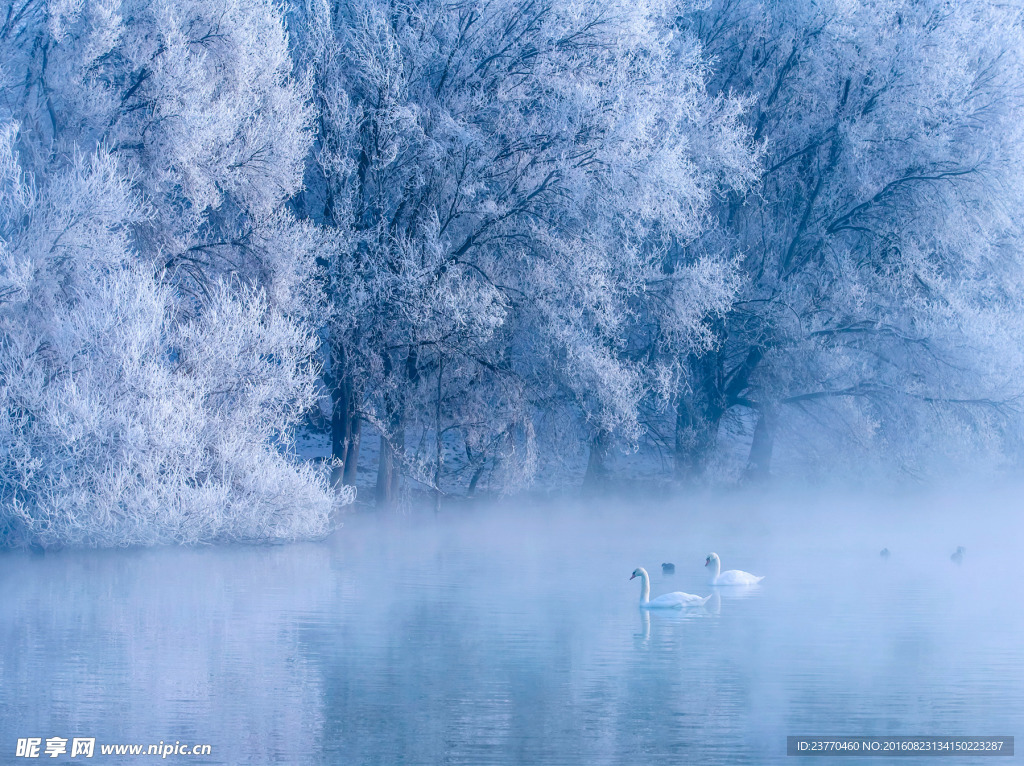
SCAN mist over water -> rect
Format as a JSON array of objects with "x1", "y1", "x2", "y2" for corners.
[{"x1": 2, "y1": 486, "x2": 1021, "y2": 765}]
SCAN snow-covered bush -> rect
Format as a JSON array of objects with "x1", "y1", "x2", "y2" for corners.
[
  {"x1": 0, "y1": 135, "x2": 339, "y2": 546},
  {"x1": 0, "y1": 0, "x2": 343, "y2": 546}
]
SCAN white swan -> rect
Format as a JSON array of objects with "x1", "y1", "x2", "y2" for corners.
[
  {"x1": 631, "y1": 567, "x2": 710, "y2": 608},
  {"x1": 705, "y1": 552, "x2": 764, "y2": 586}
]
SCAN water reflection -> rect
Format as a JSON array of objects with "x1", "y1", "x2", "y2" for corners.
[
  {"x1": 705, "y1": 591, "x2": 722, "y2": 615},
  {"x1": 712, "y1": 583, "x2": 762, "y2": 601},
  {"x1": 636, "y1": 605, "x2": 708, "y2": 644},
  {"x1": 637, "y1": 607, "x2": 650, "y2": 643}
]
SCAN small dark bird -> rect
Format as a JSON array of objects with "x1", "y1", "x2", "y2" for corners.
[
  {"x1": 951, "y1": 546, "x2": 965, "y2": 565},
  {"x1": 661, "y1": 562, "x2": 675, "y2": 574},
  {"x1": 880, "y1": 548, "x2": 890, "y2": 560}
]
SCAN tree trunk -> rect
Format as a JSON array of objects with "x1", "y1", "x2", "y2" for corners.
[
  {"x1": 375, "y1": 349, "x2": 413, "y2": 508},
  {"x1": 675, "y1": 351, "x2": 725, "y2": 479},
  {"x1": 375, "y1": 425, "x2": 402, "y2": 507},
  {"x1": 675, "y1": 340, "x2": 768, "y2": 479},
  {"x1": 374, "y1": 393, "x2": 404, "y2": 508},
  {"x1": 328, "y1": 339, "x2": 359, "y2": 489},
  {"x1": 434, "y1": 358, "x2": 443, "y2": 512},
  {"x1": 583, "y1": 429, "x2": 612, "y2": 491},
  {"x1": 468, "y1": 465, "x2": 485, "y2": 496},
  {"x1": 466, "y1": 444, "x2": 485, "y2": 497},
  {"x1": 343, "y1": 412, "x2": 360, "y2": 486},
  {"x1": 744, "y1": 404, "x2": 777, "y2": 482}
]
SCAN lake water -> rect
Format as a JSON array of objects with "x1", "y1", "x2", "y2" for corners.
[{"x1": 1, "y1": 488, "x2": 1021, "y2": 764}]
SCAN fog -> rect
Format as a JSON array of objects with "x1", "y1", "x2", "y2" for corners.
[{"x1": 2, "y1": 486, "x2": 1020, "y2": 764}]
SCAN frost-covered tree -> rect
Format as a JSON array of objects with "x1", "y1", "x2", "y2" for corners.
[
  {"x1": 677, "y1": 0, "x2": 1024, "y2": 479},
  {"x1": 290, "y1": 0, "x2": 757, "y2": 502},
  {"x1": 2, "y1": 0, "x2": 317, "y2": 314},
  {"x1": 0, "y1": 131, "x2": 337, "y2": 546},
  {"x1": 0, "y1": 1, "x2": 341, "y2": 546}
]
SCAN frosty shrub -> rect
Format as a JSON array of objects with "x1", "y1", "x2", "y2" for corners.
[
  {"x1": 0, "y1": 0, "x2": 347, "y2": 546},
  {"x1": 0, "y1": 136, "x2": 342, "y2": 546}
]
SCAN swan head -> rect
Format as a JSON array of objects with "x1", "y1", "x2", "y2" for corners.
[
  {"x1": 705, "y1": 553, "x2": 719, "y2": 567},
  {"x1": 630, "y1": 567, "x2": 647, "y2": 580}
]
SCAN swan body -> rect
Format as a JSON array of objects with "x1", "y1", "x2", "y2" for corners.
[
  {"x1": 631, "y1": 567, "x2": 710, "y2": 608},
  {"x1": 951, "y1": 546, "x2": 965, "y2": 564},
  {"x1": 705, "y1": 552, "x2": 764, "y2": 586}
]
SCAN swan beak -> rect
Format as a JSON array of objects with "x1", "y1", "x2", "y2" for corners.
[
  {"x1": 704, "y1": 559, "x2": 710, "y2": 566},
  {"x1": 629, "y1": 573, "x2": 637, "y2": 580}
]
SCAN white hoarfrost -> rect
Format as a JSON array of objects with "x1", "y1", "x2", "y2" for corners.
[{"x1": 0, "y1": 1, "x2": 346, "y2": 547}]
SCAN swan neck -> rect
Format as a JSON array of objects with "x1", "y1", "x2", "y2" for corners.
[
  {"x1": 638, "y1": 569, "x2": 650, "y2": 604},
  {"x1": 710, "y1": 556, "x2": 721, "y2": 581}
]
